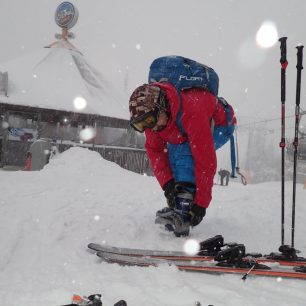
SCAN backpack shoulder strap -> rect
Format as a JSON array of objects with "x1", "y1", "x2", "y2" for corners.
[
  {"x1": 176, "y1": 92, "x2": 186, "y2": 135},
  {"x1": 218, "y1": 97, "x2": 233, "y2": 135}
]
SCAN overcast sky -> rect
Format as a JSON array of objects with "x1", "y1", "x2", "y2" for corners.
[{"x1": 1, "y1": 0, "x2": 306, "y2": 128}]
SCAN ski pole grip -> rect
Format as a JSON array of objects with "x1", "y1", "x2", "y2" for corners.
[
  {"x1": 279, "y1": 37, "x2": 288, "y2": 66},
  {"x1": 296, "y1": 45, "x2": 304, "y2": 70}
]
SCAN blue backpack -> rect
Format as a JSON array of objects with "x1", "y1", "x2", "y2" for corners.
[
  {"x1": 148, "y1": 55, "x2": 236, "y2": 176},
  {"x1": 149, "y1": 55, "x2": 219, "y2": 95}
]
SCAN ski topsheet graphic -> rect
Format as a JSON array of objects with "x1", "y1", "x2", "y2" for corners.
[{"x1": 88, "y1": 235, "x2": 306, "y2": 280}]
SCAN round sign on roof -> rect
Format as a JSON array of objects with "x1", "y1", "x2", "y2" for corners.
[{"x1": 55, "y1": 2, "x2": 79, "y2": 29}]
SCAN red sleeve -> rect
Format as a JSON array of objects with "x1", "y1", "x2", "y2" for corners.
[
  {"x1": 181, "y1": 90, "x2": 217, "y2": 208},
  {"x1": 145, "y1": 129, "x2": 173, "y2": 188}
]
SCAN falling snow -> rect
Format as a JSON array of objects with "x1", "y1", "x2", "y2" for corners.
[{"x1": 0, "y1": 1, "x2": 306, "y2": 305}]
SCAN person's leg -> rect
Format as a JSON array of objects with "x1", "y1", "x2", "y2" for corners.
[
  {"x1": 156, "y1": 142, "x2": 195, "y2": 236},
  {"x1": 226, "y1": 173, "x2": 229, "y2": 186},
  {"x1": 167, "y1": 142, "x2": 195, "y2": 188}
]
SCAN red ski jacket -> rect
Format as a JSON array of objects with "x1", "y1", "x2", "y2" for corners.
[{"x1": 145, "y1": 82, "x2": 222, "y2": 208}]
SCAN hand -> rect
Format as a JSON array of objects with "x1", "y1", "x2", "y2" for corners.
[
  {"x1": 162, "y1": 179, "x2": 176, "y2": 208},
  {"x1": 190, "y1": 203, "x2": 206, "y2": 227}
]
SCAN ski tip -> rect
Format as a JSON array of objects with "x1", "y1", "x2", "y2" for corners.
[
  {"x1": 87, "y1": 243, "x2": 96, "y2": 250},
  {"x1": 113, "y1": 300, "x2": 128, "y2": 306}
]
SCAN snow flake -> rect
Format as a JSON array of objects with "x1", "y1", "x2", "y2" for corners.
[
  {"x1": 79, "y1": 127, "x2": 96, "y2": 142},
  {"x1": 73, "y1": 96, "x2": 87, "y2": 110},
  {"x1": 2, "y1": 121, "x2": 9, "y2": 129},
  {"x1": 183, "y1": 239, "x2": 200, "y2": 255},
  {"x1": 256, "y1": 21, "x2": 278, "y2": 48}
]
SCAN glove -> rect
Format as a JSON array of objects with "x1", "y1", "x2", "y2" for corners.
[
  {"x1": 190, "y1": 203, "x2": 206, "y2": 227},
  {"x1": 162, "y1": 179, "x2": 176, "y2": 209}
]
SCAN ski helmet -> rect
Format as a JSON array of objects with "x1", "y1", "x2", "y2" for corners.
[{"x1": 129, "y1": 84, "x2": 166, "y2": 121}]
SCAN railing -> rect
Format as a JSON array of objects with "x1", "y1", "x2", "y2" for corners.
[
  {"x1": 58, "y1": 143, "x2": 153, "y2": 175},
  {"x1": 1, "y1": 139, "x2": 153, "y2": 175}
]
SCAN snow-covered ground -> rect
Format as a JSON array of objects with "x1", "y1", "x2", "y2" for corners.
[{"x1": 0, "y1": 147, "x2": 306, "y2": 306}]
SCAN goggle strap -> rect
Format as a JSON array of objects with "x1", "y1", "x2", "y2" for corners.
[{"x1": 156, "y1": 90, "x2": 167, "y2": 112}]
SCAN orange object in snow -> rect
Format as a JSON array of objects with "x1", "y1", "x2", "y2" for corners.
[{"x1": 26, "y1": 152, "x2": 32, "y2": 171}]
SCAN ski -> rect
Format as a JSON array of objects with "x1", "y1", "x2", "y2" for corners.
[
  {"x1": 96, "y1": 251, "x2": 306, "y2": 280},
  {"x1": 88, "y1": 243, "x2": 306, "y2": 267},
  {"x1": 88, "y1": 235, "x2": 306, "y2": 268},
  {"x1": 88, "y1": 235, "x2": 224, "y2": 260}
]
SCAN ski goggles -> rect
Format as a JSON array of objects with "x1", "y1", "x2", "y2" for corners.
[{"x1": 130, "y1": 109, "x2": 158, "y2": 133}]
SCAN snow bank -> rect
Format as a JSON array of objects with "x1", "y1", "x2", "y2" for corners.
[{"x1": 0, "y1": 147, "x2": 306, "y2": 306}]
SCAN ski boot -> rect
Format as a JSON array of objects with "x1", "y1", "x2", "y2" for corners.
[
  {"x1": 155, "y1": 206, "x2": 174, "y2": 225},
  {"x1": 155, "y1": 182, "x2": 194, "y2": 224},
  {"x1": 156, "y1": 187, "x2": 194, "y2": 237},
  {"x1": 155, "y1": 181, "x2": 176, "y2": 225}
]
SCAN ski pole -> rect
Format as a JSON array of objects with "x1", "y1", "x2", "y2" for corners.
[
  {"x1": 279, "y1": 37, "x2": 288, "y2": 247},
  {"x1": 291, "y1": 45, "x2": 304, "y2": 248}
]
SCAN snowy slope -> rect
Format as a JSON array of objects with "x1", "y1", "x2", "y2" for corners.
[{"x1": 0, "y1": 147, "x2": 306, "y2": 306}]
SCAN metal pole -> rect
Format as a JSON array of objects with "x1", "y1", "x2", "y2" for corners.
[
  {"x1": 291, "y1": 45, "x2": 304, "y2": 248},
  {"x1": 279, "y1": 37, "x2": 288, "y2": 246}
]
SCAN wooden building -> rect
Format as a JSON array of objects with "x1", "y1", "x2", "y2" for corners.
[{"x1": 0, "y1": 25, "x2": 149, "y2": 174}]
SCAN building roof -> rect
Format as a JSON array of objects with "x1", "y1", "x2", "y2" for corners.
[{"x1": 0, "y1": 45, "x2": 129, "y2": 120}]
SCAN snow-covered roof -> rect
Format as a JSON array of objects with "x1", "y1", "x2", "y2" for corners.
[{"x1": 0, "y1": 45, "x2": 129, "y2": 120}]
